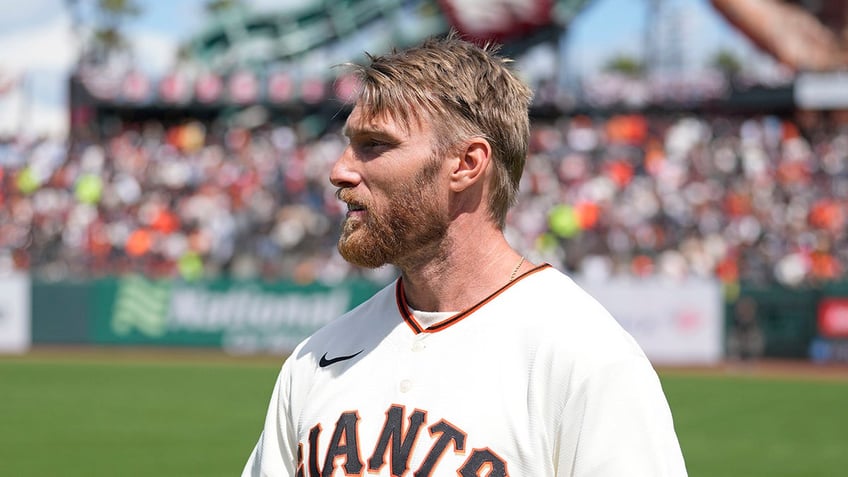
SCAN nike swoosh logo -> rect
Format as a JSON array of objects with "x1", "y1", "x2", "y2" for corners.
[{"x1": 319, "y1": 349, "x2": 364, "y2": 368}]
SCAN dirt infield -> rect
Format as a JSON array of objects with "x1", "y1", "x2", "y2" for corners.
[
  {"x1": 1, "y1": 345, "x2": 286, "y2": 367},
  {"x1": 659, "y1": 359, "x2": 848, "y2": 382},
  {"x1": 4, "y1": 346, "x2": 848, "y2": 381}
]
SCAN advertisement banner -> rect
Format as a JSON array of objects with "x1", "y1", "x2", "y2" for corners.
[
  {"x1": 577, "y1": 277, "x2": 723, "y2": 365},
  {"x1": 91, "y1": 276, "x2": 383, "y2": 354},
  {"x1": 818, "y1": 298, "x2": 848, "y2": 338},
  {"x1": 0, "y1": 273, "x2": 31, "y2": 354}
]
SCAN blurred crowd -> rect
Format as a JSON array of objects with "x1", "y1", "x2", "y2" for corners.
[
  {"x1": 1, "y1": 109, "x2": 846, "y2": 287},
  {"x1": 515, "y1": 110, "x2": 847, "y2": 288}
]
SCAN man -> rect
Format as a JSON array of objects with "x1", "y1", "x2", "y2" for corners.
[{"x1": 243, "y1": 34, "x2": 687, "y2": 476}]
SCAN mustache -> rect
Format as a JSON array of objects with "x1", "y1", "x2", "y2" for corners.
[{"x1": 336, "y1": 188, "x2": 367, "y2": 208}]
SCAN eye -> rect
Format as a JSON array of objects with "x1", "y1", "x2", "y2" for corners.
[
  {"x1": 345, "y1": 130, "x2": 398, "y2": 156},
  {"x1": 364, "y1": 139, "x2": 389, "y2": 149},
  {"x1": 354, "y1": 137, "x2": 392, "y2": 153}
]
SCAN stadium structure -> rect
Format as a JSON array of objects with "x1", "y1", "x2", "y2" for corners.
[
  {"x1": 68, "y1": 0, "x2": 848, "y2": 141},
  {"x1": 67, "y1": 0, "x2": 599, "y2": 138}
]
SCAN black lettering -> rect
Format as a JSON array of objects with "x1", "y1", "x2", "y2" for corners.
[
  {"x1": 322, "y1": 411, "x2": 363, "y2": 476},
  {"x1": 296, "y1": 443, "x2": 305, "y2": 477},
  {"x1": 368, "y1": 405, "x2": 427, "y2": 476},
  {"x1": 308, "y1": 424, "x2": 322, "y2": 477},
  {"x1": 459, "y1": 448, "x2": 509, "y2": 477},
  {"x1": 413, "y1": 420, "x2": 466, "y2": 477}
]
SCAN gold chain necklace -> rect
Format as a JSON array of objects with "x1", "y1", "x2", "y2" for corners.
[{"x1": 509, "y1": 256, "x2": 526, "y2": 282}]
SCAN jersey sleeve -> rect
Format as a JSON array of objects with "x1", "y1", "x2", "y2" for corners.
[
  {"x1": 555, "y1": 355, "x2": 688, "y2": 477},
  {"x1": 242, "y1": 359, "x2": 298, "y2": 477}
]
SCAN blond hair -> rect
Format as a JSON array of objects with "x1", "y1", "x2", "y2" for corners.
[{"x1": 345, "y1": 32, "x2": 533, "y2": 228}]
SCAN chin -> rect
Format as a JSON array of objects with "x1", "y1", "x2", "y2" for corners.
[
  {"x1": 338, "y1": 237, "x2": 389, "y2": 269},
  {"x1": 340, "y1": 251, "x2": 388, "y2": 269}
]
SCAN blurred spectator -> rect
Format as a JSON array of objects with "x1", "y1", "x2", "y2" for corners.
[{"x1": 726, "y1": 296, "x2": 765, "y2": 363}]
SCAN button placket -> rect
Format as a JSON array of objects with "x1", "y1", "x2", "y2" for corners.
[{"x1": 398, "y1": 335, "x2": 430, "y2": 394}]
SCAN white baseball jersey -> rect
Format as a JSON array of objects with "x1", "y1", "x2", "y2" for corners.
[{"x1": 243, "y1": 264, "x2": 688, "y2": 476}]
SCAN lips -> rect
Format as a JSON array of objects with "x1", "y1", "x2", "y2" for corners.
[
  {"x1": 343, "y1": 199, "x2": 368, "y2": 219},
  {"x1": 337, "y1": 189, "x2": 367, "y2": 217}
]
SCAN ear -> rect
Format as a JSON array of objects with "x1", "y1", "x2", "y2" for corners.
[{"x1": 449, "y1": 137, "x2": 491, "y2": 193}]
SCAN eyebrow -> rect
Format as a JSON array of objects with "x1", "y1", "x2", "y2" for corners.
[
  {"x1": 342, "y1": 125, "x2": 401, "y2": 142},
  {"x1": 342, "y1": 124, "x2": 370, "y2": 138}
]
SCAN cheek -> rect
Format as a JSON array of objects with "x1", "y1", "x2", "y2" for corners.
[{"x1": 365, "y1": 154, "x2": 444, "y2": 211}]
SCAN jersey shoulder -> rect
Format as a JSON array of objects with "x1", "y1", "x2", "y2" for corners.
[
  {"x1": 506, "y1": 266, "x2": 646, "y2": 359},
  {"x1": 510, "y1": 266, "x2": 611, "y2": 322},
  {"x1": 288, "y1": 279, "x2": 399, "y2": 364}
]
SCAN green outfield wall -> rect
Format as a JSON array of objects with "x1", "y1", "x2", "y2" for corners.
[
  {"x1": 24, "y1": 276, "x2": 848, "y2": 361},
  {"x1": 725, "y1": 281, "x2": 848, "y2": 359},
  {"x1": 31, "y1": 276, "x2": 384, "y2": 353}
]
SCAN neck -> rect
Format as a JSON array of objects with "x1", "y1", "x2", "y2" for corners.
[{"x1": 398, "y1": 219, "x2": 529, "y2": 313}]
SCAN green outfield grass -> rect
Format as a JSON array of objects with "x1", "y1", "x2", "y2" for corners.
[
  {"x1": 0, "y1": 353, "x2": 279, "y2": 477},
  {"x1": 1, "y1": 354, "x2": 846, "y2": 476},
  {"x1": 661, "y1": 372, "x2": 848, "y2": 477}
]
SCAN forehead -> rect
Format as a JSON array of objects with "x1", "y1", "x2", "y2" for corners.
[{"x1": 343, "y1": 102, "x2": 428, "y2": 139}]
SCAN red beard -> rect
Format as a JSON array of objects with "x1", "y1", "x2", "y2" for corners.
[{"x1": 337, "y1": 161, "x2": 448, "y2": 269}]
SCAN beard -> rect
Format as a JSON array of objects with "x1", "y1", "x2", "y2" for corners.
[{"x1": 337, "y1": 159, "x2": 448, "y2": 269}]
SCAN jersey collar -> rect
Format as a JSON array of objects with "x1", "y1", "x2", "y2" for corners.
[{"x1": 395, "y1": 264, "x2": 552, "y2": 334}]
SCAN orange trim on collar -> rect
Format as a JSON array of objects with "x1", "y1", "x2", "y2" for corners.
[{"x1": 395, "y1": 264, "x2": 552, "y2": 334}]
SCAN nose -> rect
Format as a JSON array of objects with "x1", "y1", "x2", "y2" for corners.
[{"x1": 329, "y1": 145, "x2": 360, "y2": 189}]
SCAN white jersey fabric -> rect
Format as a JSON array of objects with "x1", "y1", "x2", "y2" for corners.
[{"x1": 243, "y1": 264, "x2": 688, "y2": 476}]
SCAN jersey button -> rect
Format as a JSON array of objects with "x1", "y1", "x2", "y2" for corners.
[
  {"x1": 399, "y1": 379, "x2": 413, "y2": 393},
  {"x1": 411, "y1": 341, "x2": 426, "y2": 352}
]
